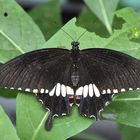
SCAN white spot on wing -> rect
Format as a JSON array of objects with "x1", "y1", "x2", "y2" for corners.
[
  {"x1": 83, "y1": 85, "x2": 88, "y2": 97},
  {"x1": 90, "y1": 115, "x2": 95, "y2": 118},
  {"x1": 107, "y1": 89, "x2": 111, "y2": 94},
  {"x1": 93, "y1": 84, "x2": 100, "y2": 97},
  {"x1": 102, "y1": 89, "x2": 106, "y2": 94},
  {"x1": 113, "y1": 89, "x2": 118, "y2": 93},
  {"x1": 33, "y1": 89, "x2": 38, "y2": 94},
  {"x1": 39, "y1": 99, "x2": 43, "y2": 104},
  {"x1": 40, "y1": 88, "x2": 45, "y2": 94},
  {"x1": 25, "y1": 88, "x2": 30, "y2": 92},
  {"x1": 56, "y1": 83, "x2": 61, "y2": 96},
  {"x1": 89, "y1": 84, "x2": 94, "y2": 97},
  {"x1": 62, "y1": 113, "x2": 66, "y2": 116},
  {"x1": 18, "y1": 87, "x2": 22, "y2": 90},
  {"x1": 61, "y1": 84, "x2": 66, "y2": 97},
  {"x1": 49, "y1": 86, "x2": 56, "y2": 96},
  {"x1": 121, "y1": 88, "x2": 125, "y2": 92},
  {"x1": 66, "y1": 86, "x2": 74, "y2": 95},
  {"x1": 53, "y1": 114, "x2": 58, "y2": 117},
  {"x1": 76, "y1": 87, "x2": 83, "y2": 96},
  {"x1": 45, "y1": 89, "x2": 49, "y2": 93},
  {"x1": 129, "y1": 88, "x2": 133, "y2": 91}
]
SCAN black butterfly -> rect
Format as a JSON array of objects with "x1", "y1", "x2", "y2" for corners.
[{"x1": 0, "y1": 40, "x2": 140, "y2": 130}]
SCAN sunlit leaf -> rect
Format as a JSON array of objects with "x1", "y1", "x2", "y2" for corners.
[
  {"x1": 84, "y1": 0, "x2": 120, "y2": 34},
  {"x1": 0, "y1": 0, "x2": 45, "y2": 63},
  {"x1": 118, "y1": 123, "x2": 140, "y2": 140}
]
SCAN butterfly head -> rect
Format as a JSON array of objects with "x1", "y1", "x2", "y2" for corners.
[{"x1": 71, "y1": 41, "x2": 79, "y2": 50}]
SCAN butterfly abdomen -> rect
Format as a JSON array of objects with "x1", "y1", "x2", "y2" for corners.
[{"x1": 71, "y1": 71, "x2": 80, "y2": 87}]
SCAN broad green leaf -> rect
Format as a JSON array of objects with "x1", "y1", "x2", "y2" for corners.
[
  {"x1": 0, "y1": 0, "x2": 45, "y2": 63},
  {"x1": 43, "y1": 8, "x2": 140, "y2": 59},
  {"x1": 77, "y1": 7, "x2": 124, "y2": 38},
  {"x1": 118, "y1": 123, "x2": 140, "y2": 140},
  {"x1": 84, "y1": 0, "x2": 120, "y2": 34},
  {"x1": 102, "y1": 91, "x2": 140, "y2": 128},
  {"x1": 29, "y1": 0, "x2": 62, "y2": 40},
  {"x1": 16, "y1": 93, "x2": 93, "y2": 140},
  {"x1": 77, "y1": 7, "x2": 109, "y2": 37},
  {"x1": 0, "y1": 106, "x2": 20, "y2": 140},
  {"x1": 0, "y1": 89, "x2": 17, "y2": 98}
]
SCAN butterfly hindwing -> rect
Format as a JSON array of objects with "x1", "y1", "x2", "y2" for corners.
[
  {"x1": 37, "y1": 93, "x2": 71, "y2": 130},
  {"x1": 78, "y1": 94, "x2": 113, "y2": 119}
]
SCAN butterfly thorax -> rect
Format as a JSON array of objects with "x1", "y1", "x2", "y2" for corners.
[{"x1": 71, "y1": 41, "x2": 79, "y2": 51}]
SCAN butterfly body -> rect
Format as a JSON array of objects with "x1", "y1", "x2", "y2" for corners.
[{"x1": 1, "y1": 41, "x2": 140, "y2": 130}]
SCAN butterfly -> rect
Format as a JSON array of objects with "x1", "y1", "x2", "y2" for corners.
[{"x1": 0, "y1": 38, "x2": 140, "y2": 131}]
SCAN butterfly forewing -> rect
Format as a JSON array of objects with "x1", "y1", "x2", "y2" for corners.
[
  {"x1": 0, "y1": 48, "x2": 72, "y2": 90},
  {"x1": 81, "y1": 48, "x2": 140, "y2": 92},
  {"x1": 0, "y1": 48, "x2": 73, "y2": 130},
  {"x1": 77, "y1": 48, "x2": 140, "y2": 118}
]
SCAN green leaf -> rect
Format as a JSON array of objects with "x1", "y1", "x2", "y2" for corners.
[
  {"x1": 0, "y1": 106, "x2": 20, "y2": 140},
  {"x1": 84, "y1": 0, "x2": 120, "y2": 34},
  {"x1": 77, "y1": 7, "x2": 109, "y2": 37},
  {"x1": 118, "y1": 123, "x2": 140, "y2": 140},
  {"x1": 102, "y1": 91, "x2": 140, "y2": 128},
  {"x1": 0, "y1": 89, "x2": 17, "y2": 98},
  {"x1": 0, "y1": 0, "x2": 45, "y2": 63},
  {"x1": 16, "y1": 93, "x2": 93, "y2": 140},
  {"x1": 77, "y1": 7, "x2": 124, "y2": 38},
  {"x1": 29, "y1": 0, "x2": 62, "y2": 40},
  {"x1": 43, "y1": 8, "x2": 140, "y2": 59}
]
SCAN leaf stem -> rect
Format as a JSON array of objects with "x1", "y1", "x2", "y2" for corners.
[
  {"x1": 99, "y1": 0, "x2": 113, "y2": 35},
  {"x1": 0, "y1": 30, "x2": 25, "y2": 54},
  {"x1": 30, "y1": 112, "x2": 48, "y2": 140}
]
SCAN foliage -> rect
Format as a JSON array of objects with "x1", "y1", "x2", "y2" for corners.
[
  {"x1": 0, "y1": 0, "x2": 140, "y2": 140},
  {"x1": 29, "y1": 0, "x2": 62, "y2": 40},
  {"x1": 0, "y1": 106, "x2": 19, "y2": 140},
  {"x1": 118, "y1": 123, "x2": 140, "y2": 140},
  {"x1": 84, "y1": 0, "x2": 120, "y2": 34}
]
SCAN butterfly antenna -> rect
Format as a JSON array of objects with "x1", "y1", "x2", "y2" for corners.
[
  {"x1": 76, "y1": 30, "x2": 87, "y2": 41},
  {"x1": 61, "y1": 28, "x2": 75, "y2": 41}
]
